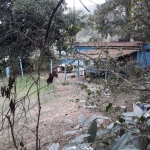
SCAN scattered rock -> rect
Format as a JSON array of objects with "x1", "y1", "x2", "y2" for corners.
[
  {"x1": 78, "y1": 100, "x2": 86, "y2": 103},
  {"x1": 48, "y1": 143, "x2": 59, "y2": 150},
  {"x1": 120, "y1": 105, "x2": 127, "y2": 112},
  {"x1": 97, "y1": 119, "x2": 104, "y2": 124},
  {"x1": 72, "y1": 99, "x2": 86, "y2": 103},
  {"x1": 85, "y1": 105, "x2": 97, "y2": 109},
  {"x1": 65, "y1": 119, "x2": 74, "y2": 124},
  {"x1": 74, "y1": 125, "x2": 80, "y2": 130},
  {"x1": 85, "y1": 78, "x2": 91, "y2": 83},
  {"x1": 63, "y1": 130, "x2": 78, "y2": 136}
]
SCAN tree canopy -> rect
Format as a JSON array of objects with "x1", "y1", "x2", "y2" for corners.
[
  {"x1": 93, "y1": 0, "x2": 150, "y2": 42},
  {"x1": 0, "y1": 0, "x2": 87, "y2": 65}
]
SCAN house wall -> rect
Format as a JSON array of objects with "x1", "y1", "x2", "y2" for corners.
[
  {"x1": 143, "y1": 44, "x2": 150, "y2": 50},
  {"x1": 59, "y1": 46, "x2": 95, "y2": 71},
  {"x1": 76, "y1": 46, "x2": 95, "y2": 52},
  {"x1": 137, "y1": 51, "x2": 150, "y2": 68},
  {"x1": 137, "y1": 44, "x2": 150, "y2": 68}
]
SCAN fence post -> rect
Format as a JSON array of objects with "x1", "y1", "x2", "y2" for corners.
[
  {"x1": 18, "y1": 56, "x2": 23, "y2": 77},
  {"x1": 50, "y1": 58, "x2": 53, "y2": 73}
]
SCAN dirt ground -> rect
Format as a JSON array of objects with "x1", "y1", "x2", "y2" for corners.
[
  {"x1": 38, "y1": 73, "x2": 104, "y2": 149},
  {"x1": 0, "y1": 72, "x2": 133, "y2": 150}
]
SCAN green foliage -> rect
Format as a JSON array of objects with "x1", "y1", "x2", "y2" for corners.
[
  {"x1": 93, "y1": 0, "x2": 128, "y2": 38},
  {"x1": 83, "y1": 59, "x2": 91, "y2": 66},
  {"x1": 0, "y1": 0, "x2": 68, "y2": 63},
  {"x1": 0, "y1": 0, "x2": 87, "y2": 72},
  {"x1": 66, "y1": 65, "x2": 73, "y2": 72},
  {"x1": 118, "y1": 117, "x2": 125, "y2": 123},
  {"x1": 0, "y1": 0, "x2": 57, "y2": 69},
  {"x1": 61, "y1": 103, "x2": 150, "y2": 149},
  {"x1": 62, "y1": 8, "x2": 87, "y2": 44},
  {"x1": 135, "y1": 67, "x2": 143, "y2": 74},
  {"x1": 87, "y1": 119, "x2": 97, "y2": 143},
  {"x1": 106, "y1": 103, "x2": 113, "y2": 112},
  {"x1": 92, "y1": 0, "x2": 150, "y2": 41},
  {"x1": 140, "y1": 116, "x2": 146, "y2": 122},
  {"x1": 129, "y1": 0, "x2": 150, "y2": 41}
]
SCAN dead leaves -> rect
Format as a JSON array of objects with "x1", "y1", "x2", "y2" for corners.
[
  {"x1": 1, "y1": 86, "x2": 10, "y2": 99},
  {"x1": 8, "y1": 76, "x2": 15, "y2": 90},
  {"x1": 9, "y1": 99, "x2": 15, "y2": 114},
  {"x1": 46, "y1": 71, "x2": 58, "y2": 85},
  {"x1": 47, "y1": 73, "x2": 54, "y2": 85},
  {"x1": 0, "y1": 76, "x2": 15, "y2": 99}
]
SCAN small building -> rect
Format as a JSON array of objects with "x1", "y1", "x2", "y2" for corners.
[
  {"x1": 59, "y1": 42, "x2": 144, "y2": 71},
  {"x1": 74, "y1": 41, "x2": 141, "y2": 59}
]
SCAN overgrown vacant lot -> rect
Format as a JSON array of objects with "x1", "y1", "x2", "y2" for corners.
[{"x1": 0, "y1": 72, "x2": 135, "y2": 149}]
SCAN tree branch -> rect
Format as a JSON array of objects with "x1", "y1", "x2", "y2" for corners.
[
  {"x1": 79, "y1": 0, "x2": 90, "y2": 13},
  {"x1": 6, "y1": 115, "x2": 18, "y2": 150},
  {"x1": 44, "y1": 0, "x2": 65, "y2": 46}
]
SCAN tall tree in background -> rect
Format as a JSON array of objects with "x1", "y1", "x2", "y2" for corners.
[
  {"x1": 0, "y1": 0, "x2": 86, "y2": 64},
  {"x1": 0, "y1": 0, "x2": 68, "y2": 70},
  {"x1": 55, "y1": 7, "x2": 87, "y2": 56},
  {"x1": 63, "y1": 8, "x2": 87, "y2": 43},
  {"x1": 93, "y1": 0, "x2": 131, "y2": 41},
  {"x1": 0, "y1": 0, "x2": 13, "y2": 54},
  {"x1": 0, "y1": 0, "x2": 67, "y2": 54},
  {"x1": 129, "y1": 0, "x2": 150, "y2": 41},
  {"x1": 93, "y1": 0, "x2": 150, "y2": 42}
]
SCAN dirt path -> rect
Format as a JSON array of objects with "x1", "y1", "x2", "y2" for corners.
[
  {"x1": 0, "y1": 73, "x2": 132, "y2": 150},
  {"x1": 37, "y1": 73, "x2": 103, "y2": 149}
]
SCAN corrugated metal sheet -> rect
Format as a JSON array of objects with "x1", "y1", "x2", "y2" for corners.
[
  {"x1": 74, "y1": 41, "x2": 142, "y2": 47},
  {"x1": 59, "y1": 42, "x2": 143, "y2": 66},
  {"x1": 81, "y1": 49, "x2": 139, "y2": 58}
]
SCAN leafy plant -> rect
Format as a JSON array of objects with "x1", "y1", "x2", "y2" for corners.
[{"x1": 48, "y1": 103, "x2": 150, "y2": 149}]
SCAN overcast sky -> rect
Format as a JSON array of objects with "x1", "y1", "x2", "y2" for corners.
[{"x1": 65, "y1": 0, "x2": 105, "y2": 8}]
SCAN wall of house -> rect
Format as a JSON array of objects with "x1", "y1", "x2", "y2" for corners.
[
  {"x1": 59, "y1": 46, "x2": 95, "y2": 71},
  {"x1": 76, "y1": 46, "x2": 95, "y2": 52},
  {"x1": 137, "y1": 44, "x2": 150, "y2": 68},
  {"x1": 143, "y1": 44, "x2": 150, "y2": 50}
]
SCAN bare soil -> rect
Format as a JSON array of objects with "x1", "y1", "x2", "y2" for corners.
[
  {"x1": 0, "y1": 73, "x2": 133, "y2": 150},
  {"x1": 38, "y1": 73, "x2": 104, "y2": 149}
]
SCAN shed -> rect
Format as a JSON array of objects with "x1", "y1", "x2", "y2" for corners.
[
  {"x1": 59, "y1": 42, "x2": 144, "y2": 74},
  {"x1": 59, "y1": 42, "x2": 141, "y2": 63}
]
